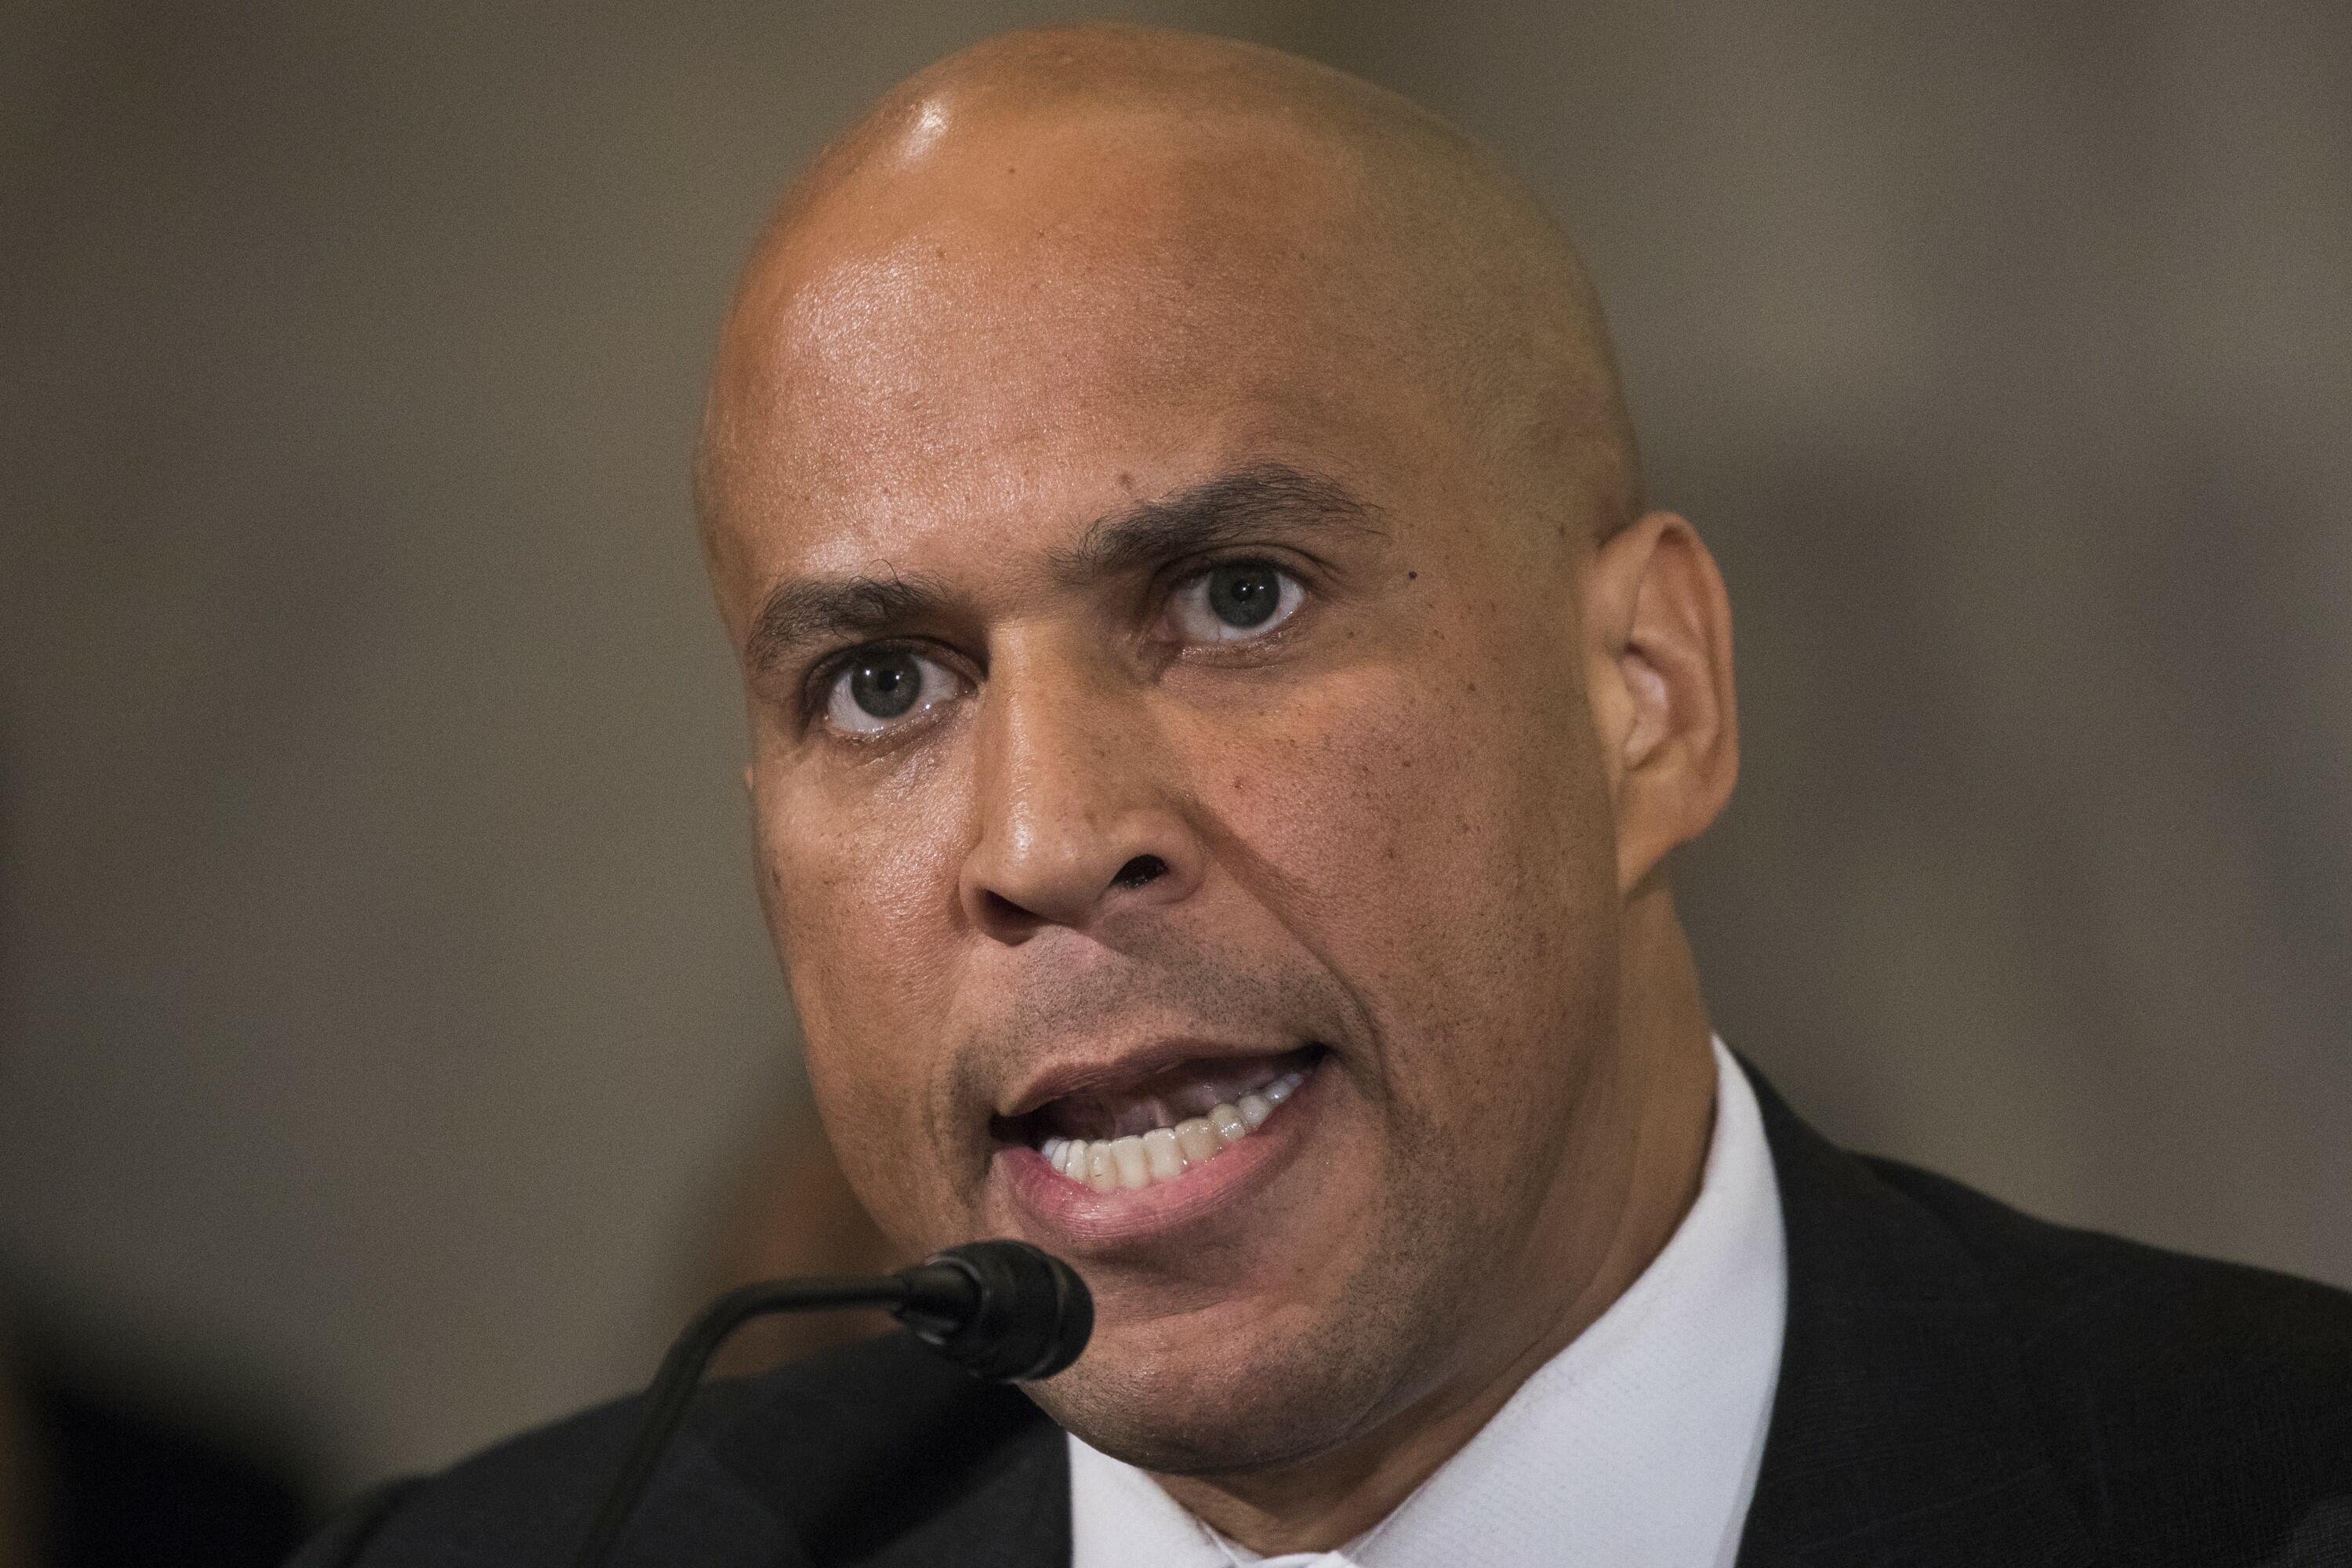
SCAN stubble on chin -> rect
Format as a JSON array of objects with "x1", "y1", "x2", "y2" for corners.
[{"x1": 1022, "y1": 1112, "x2": 1482, "y2": 1480}]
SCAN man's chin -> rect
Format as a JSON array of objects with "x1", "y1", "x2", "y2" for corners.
[{"x1": 1022, "y1": 1305, "x2": 1409, "y2": 1479}]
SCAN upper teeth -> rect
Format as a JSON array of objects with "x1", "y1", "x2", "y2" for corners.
[{"x1": 1039, "y1": 1068, "x2": 1306, "y2": 1192}]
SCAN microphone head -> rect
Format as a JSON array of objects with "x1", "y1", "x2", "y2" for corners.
[{"x1": 893, "y1": 1240, "x2": 1093, "y2": 1382}]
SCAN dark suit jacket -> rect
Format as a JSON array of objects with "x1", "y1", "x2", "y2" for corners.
[{"x1": 295, "y1": 1070, "x2": 2352, "y2": 1566}]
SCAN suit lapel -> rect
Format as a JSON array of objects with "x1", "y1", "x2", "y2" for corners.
[
  {"x1": 848, "y1": 1414, "x2": 1068, "y2": 1568},
  {"x1": 847, "y1": 1420, "x2": 1068, "y2": 1568},
  {"x1": 686, "y1": 1334, "x2": 1071, "y2": 1568},
  {"x1": 1736, "y1": 1064, "x2": 2099, "y2": 1567}
]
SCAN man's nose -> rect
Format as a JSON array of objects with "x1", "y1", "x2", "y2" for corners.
[{"x1": 957, "y1": 662, "x2": 1204, "y2": 944}]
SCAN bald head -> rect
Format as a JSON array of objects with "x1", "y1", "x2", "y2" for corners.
[{"x1": 695, "y1": 25, "x2": 1639, "y2": 584}]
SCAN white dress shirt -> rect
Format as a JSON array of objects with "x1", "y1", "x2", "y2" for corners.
[{"x1": 1068, "y1": 1036, "x2": 1787, "y2": 1567}]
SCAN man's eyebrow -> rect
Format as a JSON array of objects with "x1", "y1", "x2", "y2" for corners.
[
  {"x1": 1050, "y1": 463, "x2": 1386, "y2": 583},
  {"x1": 742, "y1": 466, "x2": 1382, "y2": 672},
  {"x1": 743, "y1": 569, "x2": 951, "y2": 673}
]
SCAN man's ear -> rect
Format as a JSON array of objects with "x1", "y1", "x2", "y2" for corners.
[{"x1": 1581, "y1": 511, "x2": 1739, "y2": 895}]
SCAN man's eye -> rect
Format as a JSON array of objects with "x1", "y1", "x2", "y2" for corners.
[
  {"x1": 1166, "y1": 560, "x2": 1305, "y2": 643},
  {"x1": 822, "y1": 648, "x2": 960, "y2": 735}
]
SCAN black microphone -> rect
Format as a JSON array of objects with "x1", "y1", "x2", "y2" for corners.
[
  {"x1": 891, "y1": 1239, "x2": 1094, "y2": 1381},
  {"x1": 572, "y1": 1240, "x2": 1090, "y2": 1568}
]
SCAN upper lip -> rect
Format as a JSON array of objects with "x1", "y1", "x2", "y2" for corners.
[{"x1": 996, "y1": 1036, "x2": 1300, "y2": 1121}]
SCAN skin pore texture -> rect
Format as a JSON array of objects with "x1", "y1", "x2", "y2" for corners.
[{"x1": 696, "y1": 25, "x2": 1740, "y2": 1555}]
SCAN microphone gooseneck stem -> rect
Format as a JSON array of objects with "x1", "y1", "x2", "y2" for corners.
[
  {"x1": 572, "y1": 1276, "x2": 909, "y2": 1568},
  {"x1": 569, "y1": 1241, "x2": 1085, "y2": 1567}
]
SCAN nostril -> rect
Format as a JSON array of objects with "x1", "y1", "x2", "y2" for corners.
[
  {"x1": 1111, "y1": 854, "x2": 1167, "y2": 891},
  {"x1": 979, "y1": 888, "x2": 1031, "y2": 927}
]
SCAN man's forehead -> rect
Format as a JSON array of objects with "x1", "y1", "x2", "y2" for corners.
[
  {"x1": 706, "y1": 175, "x2": 1439, "y2": 602},
  {"x1": 758, "y1": 236, "x2": 1296, "y2": 428},
  {"x1": 697, "y1": 38, "x2": 1639, "y2": 606},
  {"x1": 731, "y1": 414, "x2": 1398, "y2": 601},
  {"x1": 736, "y1": 123, "x2": 1374, "y2": 402}
]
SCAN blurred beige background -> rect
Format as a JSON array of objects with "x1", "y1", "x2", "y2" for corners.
[{"x1": 3, "y1": 0, "x2": 2347, "y2": 1507}]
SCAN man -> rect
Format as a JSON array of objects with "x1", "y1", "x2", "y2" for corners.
[{"x1": 298, "y1": 25, "x2": 2352, "y2": 1567}]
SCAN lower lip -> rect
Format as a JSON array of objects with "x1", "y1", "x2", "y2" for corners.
[{"x1": 993, "y1": 1061, "x2": 1327, "y2": 1251}]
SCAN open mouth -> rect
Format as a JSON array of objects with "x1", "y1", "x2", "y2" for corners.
[{"x1": 998, "y1": 1044, "x2": 1324, "y2": 1196}]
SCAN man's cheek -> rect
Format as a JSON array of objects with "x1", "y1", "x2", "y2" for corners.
[
  {"x1": 771, "y1": 782, "x2": 964, "y2": 996},
  {"x1": 796, "y1": 981, "x2": 971, "y2": 1254},
  {"x1": 1202, "y1": 670, "x2": 1482, "y2": 925},
  {"x1": 768, "y1": 798, "x2": 971, "y2": 1240}
]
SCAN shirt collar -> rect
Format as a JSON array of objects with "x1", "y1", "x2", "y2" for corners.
[{"x1": 1067, "y1": 1036, "x2": 1788, "y2": 1568}]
